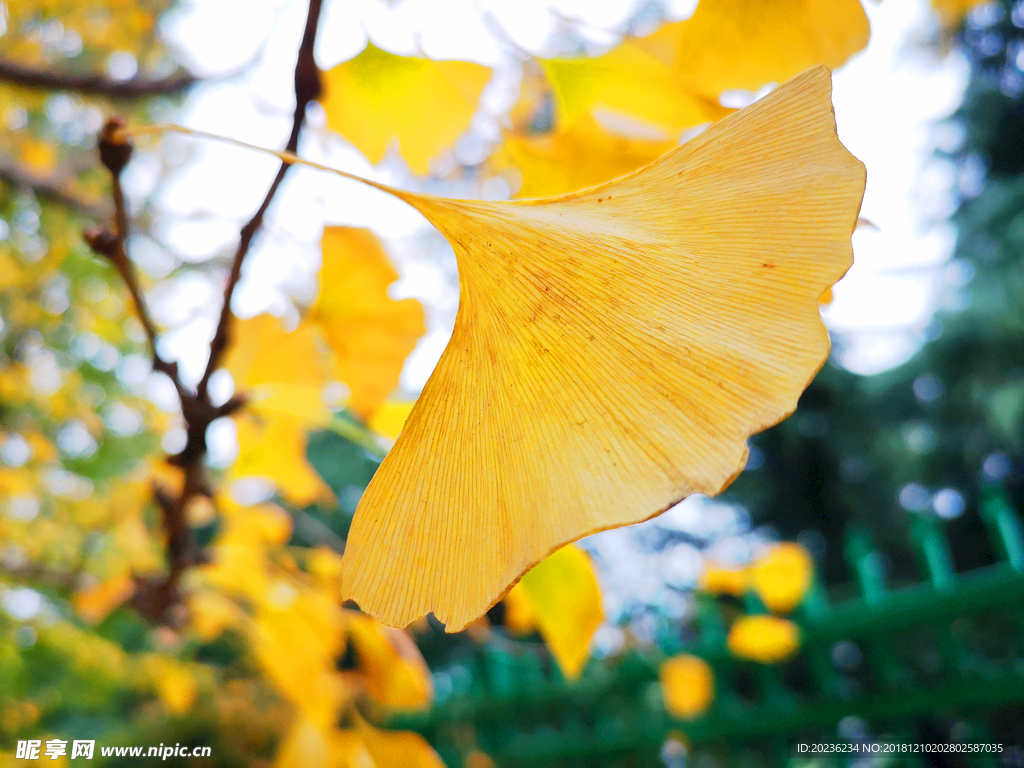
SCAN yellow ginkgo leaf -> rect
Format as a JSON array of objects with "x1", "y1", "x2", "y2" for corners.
[
  {"x1": 346, "y1": 612, "x2": 433, "y2": 710},
  {"x1": 660, "y1": 654, "x2": 714, "y2": 719},
  {"x1": 251, "y1": 592, "x2": 347, "y2": 723},
  {"x1": 504, "y1": 544, "x2": 603, "y2": 681},
  {"x1": 233, "y1": 412, "x2": 334, "y2": 507},
  {"x1": 638, "y1": 0, "x2": 870, "y2": 99},
  {"x1": 748, "y1": 542, "x2": 814, "y2": 613},
  {"x1": 224, "y1": 314, "x2": 328, "y2": 392},
  {"x1": 495, "y1": 115, "x2": 676, "y2": 199},
  {"x1": 727, "y1": 615, "x2": 801, "y2": 663},
  {"x1": 312, "y1": 227, "x2": 426, "y2": 422},
  {"x1": 542, "y1": 45, "x2": 727, "y2": 134},
  {"x1": 700, "y1": 562, "x2": 749, "y2": 596},
  {"x1": 340, "y1": 66, "x2": 864, "y2": 632},
  {"x1": 355, "y1": 718, "x2": 446, "y2": 768},
  {"x1": 321, "y1": 44, "x2": 491, "y2": 174},
  {"x1": 223, "y1": 314, "x2": 334, "y2": 506}
]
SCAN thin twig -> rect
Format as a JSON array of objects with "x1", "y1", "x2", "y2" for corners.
[
  {"x1": 83, "y1": 120, "x2": 182, "y2": 391},
  {"x1": 196, "y1": 0, "x2": 324, "y2": 401},
  {"x1": 0, "y1": 58, "x2": 196, "y2": 97}
]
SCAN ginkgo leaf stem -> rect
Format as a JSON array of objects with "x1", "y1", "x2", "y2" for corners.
[{"x1": 123, "y1": 123, "x2": 409, "y2": 202}]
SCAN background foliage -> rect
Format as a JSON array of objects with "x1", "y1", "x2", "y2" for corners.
[{"x1": 1, "y1": 0, "x2": 1022, "y2": 766}]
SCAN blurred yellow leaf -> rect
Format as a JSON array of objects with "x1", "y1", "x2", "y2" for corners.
[
  {"x1": 748, "y1": 542, "x2": 814, "y2": 613},
  {"x1": 224, "y1": 314, "x2": 328, "y2": 392},
  {"x1": 321, "y1": 44, "x2": 491, "y2": 174},
  {"x1": 638, "y1": 0, "x2": 870, "y2": 99},
  {"x1": 274, "y1": 718, "x2": 335, "y2": 768},
  {"x1": 201, "y1": 499, "x2": 292, "y2": 600},
  {"x1": 346, "y1": 612, "x2": 433, "y2": 710},
  {"x1": 727, "y1": 615, "x2": 801, "y2": 663},
  {"x1": 660, "y1": 654, "x2": 714, "y2": 719},
  {"x1": 507, "y1": 64, "x2": 554, "y2": 134},
  {"x1": 501, "y1": 582, "x2": 537, "y2": 635},
  {"x1": 699, "y1": 562, "x2": 749, "y2": 596},
  {"x1": 340, "y1": 66, "x2": 865, "y2": 631},
  {"x1": 275, "y1": 718, "x2": 374, "y2": 768},
  {"x1": 495, "y1": 115, "x2": 675, "y2": 198},
  {"x1": 542, "y1": 46, "x2": 726, "y2": 134},
  {"x1": 0, "y1": 468, "x2": 33, "y2": 495},
  {"x1": 143, "y1": 656, "x2": 199, "y2": 715},
  {"x1": 223, "y1": 314, "x2": 334, "y2": 506},
  {"x1": 312, "y1": 227, "x2": 426, "y2": 421},
  {"x1": 356, "y1": 718, "x2": 446, "y2": 768},
  {"x1": 308, "y1": 546, "x2": 346, "y2": 582},
  {"x1": 20, "y1": 137, "x2": 57, "y2": 175},
  {"x1": 73, "y1": 573, "x2": 135, "y2": 624},
  {"x1": 251, "y1": 590, "x2": 347, "y2": 724},
  {"x1": 189, "y1": 590, "x2": 245, "y2": 642},
  {"x1": 368, "y1": 399, "x2": 416, "y2": 442},
  {"x1": 234, "y1": 414, "x2": 334, "y2": 507},
  {"x1": 506, "y1": 544, "x2": 603, "y2": 680}
]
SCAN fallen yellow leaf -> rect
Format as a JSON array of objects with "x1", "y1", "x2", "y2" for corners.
[
  {"x1": 505, "y1": 544, "x2": 603, "y2": 681},
  {"x1": 321, "y1": 44, "x2": 491, "y2": 174},
  {"x1": 312, "y1": 228, "x2": 425, "y2": 421},
  {"x1": 660, "y1": 654, "x2": 714, "y2": 719},
  {"x1": 340, "y1": 66, "x2": 864, "y2": 631}
]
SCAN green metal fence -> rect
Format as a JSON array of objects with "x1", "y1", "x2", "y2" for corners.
[{"x1": 394, "y1": 487, "x2": 1024, "y2": 767}]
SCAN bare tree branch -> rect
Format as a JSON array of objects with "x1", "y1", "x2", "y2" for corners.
[{"x1": 0, "y1": 58, "x2": 196, "y2": 97}]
